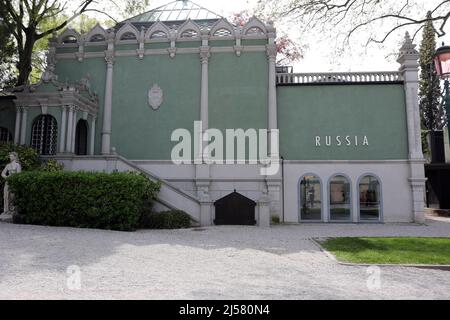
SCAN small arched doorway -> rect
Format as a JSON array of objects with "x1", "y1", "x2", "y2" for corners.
[
  {"x1": 214, "y1": 191, "x2": 256, "y2": 225},
  {"x1": 75, "y1": 119, "x2": 88, "y2": 155},
  {"x1": 31, "y1": 115, "x2": 58, "y2": 155}
]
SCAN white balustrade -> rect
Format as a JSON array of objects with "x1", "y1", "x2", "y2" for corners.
[{"x1": 276, "y1": 71, "x2": 403, "y2": 84}]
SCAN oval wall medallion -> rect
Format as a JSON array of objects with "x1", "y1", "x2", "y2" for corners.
[{"x1": 148, "y1": 84, "x2": 163, "y2": 110}]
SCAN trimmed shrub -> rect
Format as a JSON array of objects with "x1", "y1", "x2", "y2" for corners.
[
  {"x1": 271, "y1": 215, "x2": 280, "y2": 224},
  {"x1": 0, "y1": 143, "x2": 40, "y2": 211},
  {"x1": 140, "y1": 210, "x2": 192, "y2": 229},
  {"x1": 8, "y1": 171, "x2": 160, "y2": 231},
  {"x1": 39, "y1": 159, "x2": 64, "y2": 172}
]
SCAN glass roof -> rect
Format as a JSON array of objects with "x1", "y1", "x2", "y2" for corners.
[{"x1": 125, "y1": 0, "x2": 222, "y2": 23}]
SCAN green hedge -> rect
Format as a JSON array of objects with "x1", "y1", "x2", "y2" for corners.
[
  {"x1": 140, "y1": 210, "x2": 192, "y2": 229},
  {"x1": 8, "y1": 171, "x2": 160, "y2": 231}
]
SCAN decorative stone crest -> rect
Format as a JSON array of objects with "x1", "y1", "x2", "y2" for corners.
[
  {"x1": 148, "y1": 84, "x2": 163, "y2": 110},
  {"x1": 41, "y1": 47, "x2": 58, "y2": 83}
]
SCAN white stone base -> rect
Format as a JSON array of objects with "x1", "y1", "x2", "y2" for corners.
[{"x1": 54, "y1": 156, "x2": 424, "y2": 225}]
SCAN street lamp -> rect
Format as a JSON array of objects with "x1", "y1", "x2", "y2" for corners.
[{"x1": 434, "y1": 44, "x2": 450, "y2": 143}]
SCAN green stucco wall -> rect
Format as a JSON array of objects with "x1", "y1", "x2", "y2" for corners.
[
  {"x1": 111, "y1": 54, "x2": 201, "y2": 159},
  {"x1": 209, "y1": 52, "x2": 269, "y2": 161},
  {"x1": 277, "y1": 84, "x2": 409, "y2": 160},
  {"x1": 209, "y1": 52, "x2": 268, "y2": 131}
]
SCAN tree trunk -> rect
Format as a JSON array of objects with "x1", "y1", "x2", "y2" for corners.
[{"x1": 16, "y1": 33, "x2": 36, "y2": 87}]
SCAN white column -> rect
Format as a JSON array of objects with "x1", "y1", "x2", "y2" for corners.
[
  {"x1": 66, "y1": 106, "x2": 74, "y2": 153},
  {"x1": 102, "y1": 34, "x2": 115, "y2": 155},
  {"x1": 59, "y1": 106, "x2": 68, "y2": 153},
  {"x1": 398, "y1": 32, "x2": 423, "y2": 160},
  {"x1": 266, "y1": 44, "x2": 279, "y2": 158},
  {"x1": 397, "y1": 32, "x2": 426, "y2": 223},
  {"x1": 71, "y1": 110, "x2": 77, "y2": 153},
  {"x1": 19, "y1": 107, "x2": 28, "y2": 145},
  {"x1": 199, "y1": 46, "x2": 210, "y2": 162},
  {"x1": 90, "y1": 116, "x2": 96, "y2": 155},
  {"x1": 14, "y1": 107, "x2": 21, "y2": 143},
  {"x1": 102, "y1": 52, "x2": 114, "y2": 155}
]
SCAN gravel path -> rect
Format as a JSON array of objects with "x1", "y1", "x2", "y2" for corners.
[{"x1": 0, "y1": 218, "x2": 450, "y2": 300}]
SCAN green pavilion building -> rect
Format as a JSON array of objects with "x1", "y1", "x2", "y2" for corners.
[{"x1": 0, "y1": 0, "x2": 426, "y2": 226}]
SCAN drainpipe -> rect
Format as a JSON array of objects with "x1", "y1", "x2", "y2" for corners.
[{"x1": 281, "y1": 155, "x2": 285, "y2": 223}]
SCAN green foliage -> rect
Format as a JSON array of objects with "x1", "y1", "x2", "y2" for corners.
[
  {"x1": 321, "y1": 237, "x2": 450, "y2": 265},
  {"x1": 123, "y1": 0, "x2": 150, "y2": 17},
  {"x1": 419, "y1": 11, "x2": 446, "y2": 131},
  {"x1": 271, "y1": 215, "x2": 280, "y2": 224},
  {"x1": 0, "y1": 24, "x2": 17, "y2": 89},
  {"x1": 0, "y1": 143, "x2": 40, "y2": 171},
  {"x1": 39, "y1": 159, "x2": 64, "y2": 172},
  {"x1": 8, "y1": 171, "x2": 160, "y2": 231},
  {"x1": 421, "y1": 130, "x2": 430, "y2": 159},
  {"x1": 140, "y1": 210, "x2": 192, "y2": 229}
]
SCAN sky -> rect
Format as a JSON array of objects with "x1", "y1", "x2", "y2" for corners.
[{"x1": 81, "y1": 0, "x2": 450, "y2": 73}]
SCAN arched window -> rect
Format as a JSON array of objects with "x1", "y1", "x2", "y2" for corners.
[
  {"x1": 359, "y1": 175, "x2": 382, "y2": 221},
  {"x1": 62, "y1": 36, "x2": 78, "y2": 44},
  {"x1": 180, "y1": 30, "x2": 198, "y2": 38},
  {"x1": 329, "y1": 175, "x2": 351, "y2": 221},
  {"x1": 75, "y1": 120, "x2": 88, "y2": 156},
  {"x1": 120, "y1": 32, "x2": 137, "y2": 41},
  {"x1": 246, "y1": 27, "x2": 265, "y2": 36},
  {"x1": 31, "y1": 115, "x2": 58, "y2": 155},
  {"x1": 299, "y1": 175, "x2": 322, "y2": 221},
  {"x1": 90, "y1": 34, "x2": 106, "y2": 42},
  {"x1": 213, "y1": 28, "x2": 232, "y2": 37},
  {"x1": 150, "y1": 31, "x2": 167, "y2": 39},
  {"x1": 0, "y1": 127, "x2": 12, "y2": 143}
]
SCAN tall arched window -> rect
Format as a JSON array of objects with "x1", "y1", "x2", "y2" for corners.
[
  {"x1": 75, "y1": 119, "x2": 88, "y2": 155},
  {"x1": 359, "y1": 175, "x2": 382, "y2": 222},
  {"x1": 0, "y1": 127, "x2": 12, "y2": 143},
  {"x1": 31, "y1": 115, "x2": 58, "y2": 155},
  {"x1": 329, "y1": 175, "x2": 351, "y2": 221},
  {"x1": 299, "y1": 175, "x2": 322, "y2": 221}
]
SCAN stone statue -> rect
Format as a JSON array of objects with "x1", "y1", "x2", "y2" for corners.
[{"x1": 1, "y1": 152, "x2": 22, "y2": 217}]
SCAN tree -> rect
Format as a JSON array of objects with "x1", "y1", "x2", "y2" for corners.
[
  {"x1": 419, "y1": 11, "x2": 446, "y2": 131},
  {"x1": 230, "y1": 10, "x2": 303, "y2": 65},
  {"x1": 0, "y1": 0, "x2": 151, "y2": 88},
  {"x1": 0, "y1": 23, "x2": 17, "y2": 89},
  {"x1": 0, "y1": 0, "x2": 101, "y2": 87},
  {"x1": 255, "y1": 0, "x2": 450, "y2": 45}
]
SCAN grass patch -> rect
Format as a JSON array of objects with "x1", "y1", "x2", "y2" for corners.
[{"x1": 320, "y1": 237, "x2": 450, "y2": 265}]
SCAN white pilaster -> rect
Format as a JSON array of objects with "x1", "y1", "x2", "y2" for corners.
[
  {"x1": 90, "y1": 116, "x2": 96, "y2": 155},
  {"x1": 66, "y1": 106, "x2": 74, "y2": 153},
  {"x1": 101, "y1": 31, "x2": 115, "y2": 155},
  {"x1": 59, "y1": 106, "x2": 68, "y2": 153},
  {"x1": 200, "y1": 45, "x2": 210, "y2": 162},
  {"x1": 71, "y1": 109, "x2": 77, "y2": 153},
  {"x1": 266, "y1": 43, "x2": 278, "y2": 158},
  {"x1": 14, "y1": 107, "x2": 21, "y2": 144},
  {"x1": 258, "y1": 192, "x2": 271, "y2": 227},
  {"x1": 397, "y1": 32, "x2": 427, "y2": 223},
  {"x1": 19, "y1": 107, "x2": 28, "y2": 145}
]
